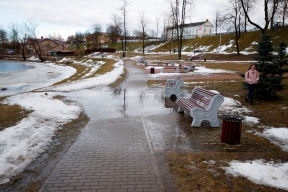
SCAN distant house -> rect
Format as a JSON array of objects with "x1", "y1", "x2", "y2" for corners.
[
  {"x1": 166, "y1": 19, "x2": 214, "y2": 40},
  {"x1": 27, "y1": 36, "x2": 71, "y2": 55}
]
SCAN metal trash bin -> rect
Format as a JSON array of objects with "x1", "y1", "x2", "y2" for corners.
[
  {"x1": 150, "y1": 67, "x2": 154, "y2": 74},
  {"x1": 221, "y1": 115, "x2": 244, "y2": 144}
]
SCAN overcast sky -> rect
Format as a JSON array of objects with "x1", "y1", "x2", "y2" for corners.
[{"x1": 0, "y1": 0, "x2": 266, "y2": 40}]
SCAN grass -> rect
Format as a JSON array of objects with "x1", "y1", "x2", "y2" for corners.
[
  {"x1": 0, "y1": 104, "x2": 32, "y2": 131},
  {"x1": 168, "y1": 149, "x2": 288, "y2": 192},
  {"x1": 105, "y1": 27, "x2": 288, "y2": 55},
  {"x1": 50, "y1": 57, "x2": 118, "y2": 86},
  {"x1": 1, "y1": 52, "x2": 288, "y2": 191},
  {"x1": 148, "y1": 60, "x2": 288, "y2": 192}
]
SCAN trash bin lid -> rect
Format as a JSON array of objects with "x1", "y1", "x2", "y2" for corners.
[{"x1": 222, "y1": 114, "x2": 244, "y2": 122}]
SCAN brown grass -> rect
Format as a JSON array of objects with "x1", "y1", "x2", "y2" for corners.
[
  {"x1": 149, "y1": 60, "x2": 288, "y2": 191},
  {"x1": 168, "y1": 149, "x2": 288, "y2": 192},
  {"x1": 0, "y1": 104, "x2": 32, "y2": 131},
  {"x1": 51, "y1": 58, "x2": 118, "y2": 86}
]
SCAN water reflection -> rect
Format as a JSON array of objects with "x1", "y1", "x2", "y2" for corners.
[
  {"x1": 139, "y1": 89, "x2": 145, "y2": 106},
  {"x1": 61, "y1": 86, "x2": 173, "y2": 120},
  {"x1": 114, "y1": 88, "x2": 127, "y2": 116},
  {"x1": 164, "y1": 97, "x2": 179, "y2": 113}
]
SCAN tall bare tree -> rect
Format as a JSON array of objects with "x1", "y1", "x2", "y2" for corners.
[
  {"x1": 240, "y1": 0, "x2": 280, "y2": 33},
  {"x1": 120, "y1": 0, "x2": 128, "y2": 57},
  {"x1": 8, "y1": 22, "x2": 30, "y2": 61},
  {"x1": 214, "y1": 8, "x2": 222, "y2": 35},
  {"x1": 139, "y1": 12, "x2": 148, "y2": 54},
  {"x1": 108, "y1": 13, "x2": 123, "y2": 43},
  {"x1": 278, "y1": 0, "x2": 288, "y2": 27},
  {"x1": 241, "y1": 0, "x2": 255, "y2": 32},
  {"x1": 0, "y1": 26, "x2": 8, "y2": 47},
  {"x1": 167, "y1": 0, "x2": 193, "y2": 60},
  {"x1": 270, "y1": 0, "x2": 282, "y2": 29},
  {"x1": 222, "y1": 0, "x2": 243, "y2": 54},
  {"x1": 27, "y1": 21, "x2": 44, "y2": 62}
]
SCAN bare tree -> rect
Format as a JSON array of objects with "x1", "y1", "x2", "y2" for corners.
[
  {"x1": 139, "y1": 12, "x2": 148, "y2": 54},
  {"x1": 108, "y1": 13, "x2": 123, "y2": 43},
  {"x1": 48, "y1": 32, "x2": 64, "y2": 41},
  {"x1": 167, "y1": 0, "x2": 193, "y2": 60},
  {"x1": 214, "y1": 8, "x2": 222, "y2": 35},
  {"x1": 8, "y1": 22, "x2": 30, "y2": 61},
  {"x1": 132, "y1": 29, "x2": 141, "y2": 38},
  {"x1": 150, "y1": 30, "x2": 157, "y2": 38},
  {"x1": 0, "y1": 26, "x2": 8, "y2": 45},
  {"x1": 74, "y1": 32, "x2": 85, "y2": 50},
  {"x1": 240, "y1": 0, "x2": 280, "y2": 33},
  {"x1": 221, "y1": 0, "x2": 243, "y2": 54},
  {"x1": 66, "y1": 35, "x2": 75, "y2": 44},
  {"x1": 90, "y1": 24, "x2": 102, "y2": 48},
  {"x1": 27, "y1": 21, "x2": 44, "y2": 62},
  {"x1": 9, "y1": 25, "x2": 19, "y2": 49},
  {"x1": 85, "y1": 31, "x2": 93, "y2": 49},
  {"x1": 120, "y1": 0, "x2": 128, "y2": 57},
  {"x1": 277, "y1": 0, "x2": 288, "y2": 27},
  {"x1": 270, "y1": 0, "x2": 282, "y2": 29},
  {"x1": 241, "y1": 0, "x2": 255, "y2": 32}
]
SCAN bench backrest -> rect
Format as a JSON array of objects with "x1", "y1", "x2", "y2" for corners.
[
  {"x1": 189, "y1": 87, "x2": 219, "y2": 109},
  {"x1": 173, "y1": 75, "x2": 181, "y2": 86}
]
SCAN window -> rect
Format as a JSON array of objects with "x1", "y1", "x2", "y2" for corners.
[
  {"x1": 196, "y1": 29, "x2": 198, "y2": 33},
  {"x1": 210, "y1": 29, "x2": 212, "y2": 33},
  {"x1": 204, "y1": 29, "x2": 206, "y2": 33}
]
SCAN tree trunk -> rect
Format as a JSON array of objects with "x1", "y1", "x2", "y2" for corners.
[{"x1": 282, "y1": 2, "x2": 287, "y2": 27}]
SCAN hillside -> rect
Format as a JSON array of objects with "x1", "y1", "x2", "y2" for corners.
[{"x1": 108, "y1": 27, "x2": 288, "y2": 54}]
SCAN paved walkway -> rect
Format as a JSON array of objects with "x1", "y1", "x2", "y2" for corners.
[
  {"x1": 39, "y1": 113, "x2": 265, "y2": 192},
  {"x1": 39, "y1": 60, "x2": 265, "y2": 192},
  {"x1": 40, "y1": 116, "x2": 163, "y2": 192}
]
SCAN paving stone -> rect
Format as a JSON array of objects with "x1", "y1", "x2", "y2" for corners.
[{"x1": 40, "y1": 116, "x2": 162, "y2": 192}]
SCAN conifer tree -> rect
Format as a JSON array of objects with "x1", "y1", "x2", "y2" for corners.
[{"x1": 254, "y1": 34, "x2": 287, "y2": 98}]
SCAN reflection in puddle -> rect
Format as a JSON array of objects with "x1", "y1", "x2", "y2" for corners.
[
  {"x1": 164, "y1": 98, "x2": 179, "y2": 112},
  {"x1": 60, "y1": 86, "x2": 175, "y2": 120}
]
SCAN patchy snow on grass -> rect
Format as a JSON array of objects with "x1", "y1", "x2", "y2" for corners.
[
  {"x1": 224, "y1": 159, "x2": 288, "y2": 191},
  {"x1": 41, "y1": 60, "x2": 124, "y2": 92},
  {"x1": 255, "y1": 126, "x2": 288, "y2": 152},
  {"x1": 0, "y1": 92, "x2": 82, "y2": 184}
]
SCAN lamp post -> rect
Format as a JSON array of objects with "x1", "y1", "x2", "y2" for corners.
[{"x1": 218, "y1": 31, "x2": 222, "y2": 53}]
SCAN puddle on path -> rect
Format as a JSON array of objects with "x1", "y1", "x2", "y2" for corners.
[{"x1": 60, "y1": 86, "x2": 176, "y2": 120}]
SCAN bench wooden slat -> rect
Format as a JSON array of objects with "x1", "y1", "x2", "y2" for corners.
[{"x1": 176, "y1": 87, "x2": 224, "y2": 127}]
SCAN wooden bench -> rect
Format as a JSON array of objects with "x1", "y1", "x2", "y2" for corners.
[
  {"x1": 164, "y1": 75, "x2": 183, "y2": 99},
  {"x1": 176, "y1": 87, "x2": 224, "y2": 127}
]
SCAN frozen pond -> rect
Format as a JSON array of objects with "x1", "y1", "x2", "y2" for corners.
[{"x1": 0, "y1": 61, "x2": 35, "y2": 73}]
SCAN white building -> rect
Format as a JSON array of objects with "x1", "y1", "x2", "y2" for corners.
[{"x1": 166, "y1": 19, "x2": 214, "y2": 40}]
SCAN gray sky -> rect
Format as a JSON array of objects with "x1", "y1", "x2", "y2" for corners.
[{"x1": 0, "y1": 0, "x2": 265, "y2": 40}]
